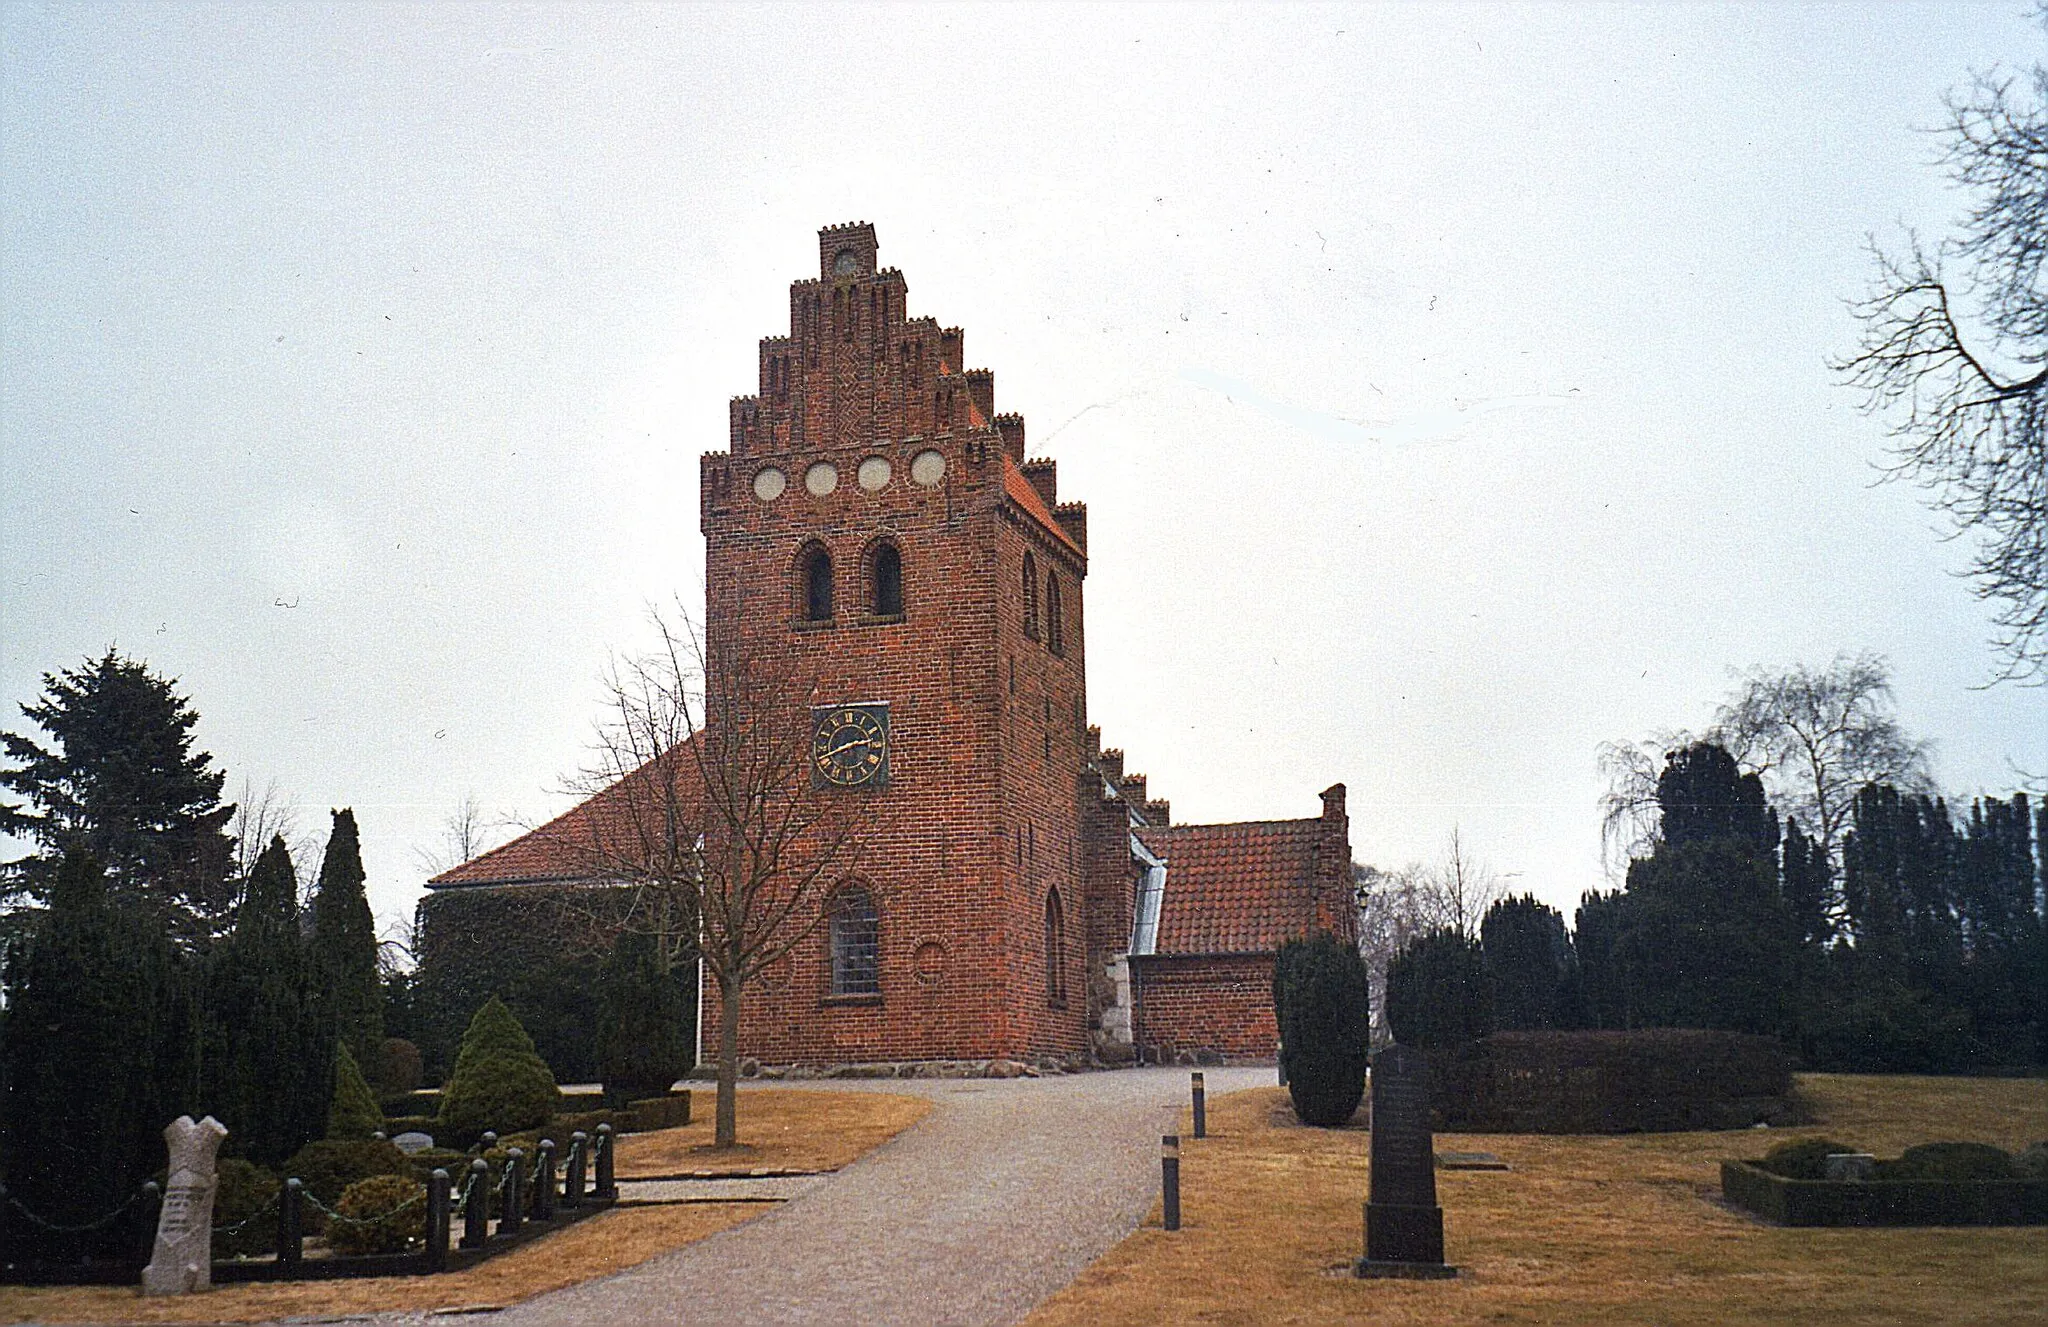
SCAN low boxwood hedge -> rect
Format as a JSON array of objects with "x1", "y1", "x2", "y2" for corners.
[
  {"x1": 1722, "y1": 1158, "x2": 2048, "y2": 1226},
  {"x1": 1426, "y1": 1029, "x2": 1797, "y2": 1133}
]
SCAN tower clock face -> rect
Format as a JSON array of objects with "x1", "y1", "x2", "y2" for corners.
[{"x1": 811, "y1": 704, "x2": 889, "y2": 788}]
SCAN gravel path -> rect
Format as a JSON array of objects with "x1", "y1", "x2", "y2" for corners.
[{"x1": 478, "y1": 1065, "x2": 1269, "y2": 1327}]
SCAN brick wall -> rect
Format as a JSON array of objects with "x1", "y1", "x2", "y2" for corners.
[{"x1": 1130, "y1": 953, "x2": 1279, "y2": 1060}]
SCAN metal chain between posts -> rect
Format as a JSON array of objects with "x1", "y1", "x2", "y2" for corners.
[
  {"x1": 1, "y1": 1183, "x2": 151, "y2": 1235},
  {"x1": 209, "y1": 1188, "x2": 281, "y2": 1236},
  {"x1": 452, "y1": 1167, "x2": 482, "y2": 1218},
  {"x1": 299, "y1": 1188, "x2": 427, "y2": 1229}
]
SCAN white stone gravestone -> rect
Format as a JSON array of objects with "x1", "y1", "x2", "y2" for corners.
[{"x1": 140, "y1": 1115, "x2": 229, "y2": 1296}]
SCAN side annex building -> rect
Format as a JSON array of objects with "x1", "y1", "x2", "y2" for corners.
[{"x1": 427, "y1": 224, "x2": 1357, "y2": 1068}]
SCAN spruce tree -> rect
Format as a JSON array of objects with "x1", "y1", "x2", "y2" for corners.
[
  {"x1": 308, "y1": 808, "x2": 382, "y2": 1066},
  {"x1": 0, "y1": 650, "x2": 234, "y2": 940},
  {"x1": 204, "y1": 836, "x2": 318, "y2": 1166},
  {"x1": 1780, "y1": 818, "x2": 1834, "y2": 950},
  {"x1": 0, "y1": 849, "x2": 190, "y2": 1256},
  {"x1": 598, "y1": 929, "x2": 690, "y2": 1106}
]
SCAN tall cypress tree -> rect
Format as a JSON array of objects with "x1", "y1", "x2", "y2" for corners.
[
  {"x1": 204, "y1": 836, "x2": 316, "y2": 1166},
  {"x1": 0, "y1": 850, "x2": 190, "y2": 1256},
  {"x1": 1781, "y1": 817, "x2": 1834, "y2": 951},
  {"x1": 308, "y1": 808, "x2": 382, "y2": 1067}
]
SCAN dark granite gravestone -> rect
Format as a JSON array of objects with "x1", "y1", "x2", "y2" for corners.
[{"x1": 1357, "y1": 1044, "x2": 1457, "y2": 1278}]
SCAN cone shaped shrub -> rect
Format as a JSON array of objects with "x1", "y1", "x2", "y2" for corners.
[
  {"x1": 1273, "y1": 932, "x2": 1372, "y2": 1127},
  {"x1": 327, "y1": 1040, "x2": 385, "y2": 1140},
  {"x1": 438, "y1": 995, "x2": 559, "y2": 1144}
]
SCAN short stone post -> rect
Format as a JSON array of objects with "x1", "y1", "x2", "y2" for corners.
[
  {"x1": 277, "y1": 1178, "x2": 304, "y2": 1271},
  {"x1": 1356, "y1": 1044, "x2": 1455, "y2": 1279},
  {"x1": 500, "y1": 1149, "x2": 524, "y2": 1237},
  {"x1": 564, "y1": 1131, "x2": 588, "y2": 1209},
  {"x1": 141, "y1": 1114, "x2": 229, "y2": 1296},
  {"x1": 1161, "y1": 1134, "x2": 1181, "y2": 1232},
  {"x1": 595, "y1": 1124, "x2": 616, "y2": 1200},
  {"x1": 425, "y1": 1169, "x2": 451, "y2": 1272},
  {"x1": 1191, "y1": 1072, "x2": 1207, "y2": 1139},
  {"x1": 533, "y1": 1140, "x2": 557, "y2": 1222},
  {"x1": 480, "y1": 1130, "x2": 498, "y2": 1155},
  {"x1": 460, "y1": 1159, "x2": 490, "y2": 1249}
]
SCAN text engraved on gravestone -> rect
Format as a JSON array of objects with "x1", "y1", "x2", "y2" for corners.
[{"x1": 1359, "y1": 1044, "x2": 1452, "y2": 1276}]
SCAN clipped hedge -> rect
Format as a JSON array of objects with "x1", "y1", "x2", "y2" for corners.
[
  {"x1": 1722, "y1": 1159, "x2": 2048, "y2": 1226},
  {"x1": 1426, "y1": 1029, "x2": 1797, "y2": 1133},
  {"x1": 1758, "y1": 1137, "x2": 1861, "y2": 1180}
]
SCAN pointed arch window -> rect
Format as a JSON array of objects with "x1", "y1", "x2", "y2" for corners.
[
  {"x1": 1045, "y1": 887, "x2": 1067, "y2": 1006},
  {"x1": 1022, "y1": 552, "x2": 1040, "y2": 640},
  {"x1": 869, "y1": 540, "x2": 904, "y2": 618},
  {"x1": 798, "y1": 543, "x2": 834, "y2": 623},
  {"x1": 829, "y1": 885, "x2": 880, "y2": 997},
  {"x1": 1045, "y1": 572, "x2": 1065, "y2": 656}
]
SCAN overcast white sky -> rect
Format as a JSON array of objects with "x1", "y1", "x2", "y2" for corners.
[{"x1": 4, "y1": 2, "x2": 2044, "y2": 940}]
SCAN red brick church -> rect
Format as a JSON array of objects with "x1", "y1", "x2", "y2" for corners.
[{"x1": 431, "y1": 224, "x2": 1356, "y2": 1067}]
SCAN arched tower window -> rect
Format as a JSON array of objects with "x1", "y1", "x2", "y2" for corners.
[
  {"x1": 1045, "y1": 571, "x2": 1064, "y2": 655},
  {"x1": 869, "y1": 540, "x2": 904, "y2": 618},
  {"x1": 1045, "y1": 887, "x2": 1067, "y2": 1006},
  {"x1": 798, "y1": 542, "x2": 834, "y2": 623},
  {"x1": 829, "y1": 885, "x2": 879, "y2": 997},
  {"x1": 1022, "y1": 552, "x2": 1040, "y2": 640}
]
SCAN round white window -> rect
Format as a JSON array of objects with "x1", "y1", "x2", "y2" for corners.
[
  {"x1": 857, "y1": 456, "x2": 892, "y2": 492},
  {"x1": 752, "y1": 467, "x2": 786, "y2": 502},
  {"x1": 805, "y1": 462, "x2": 839, "y2": 496},
  {"x1": 910, "y1": 449, "x2": 946, "y2": 487}
]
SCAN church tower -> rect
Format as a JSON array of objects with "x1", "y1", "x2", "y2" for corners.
[{"x1": 697, "y1": 223, "x2": 1094, "y2": 1063}]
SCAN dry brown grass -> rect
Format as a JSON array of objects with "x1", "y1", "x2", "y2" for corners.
[
  {"x1": 612, "y1": 1088, "x2": 930, "y2": 1177},
  {"x1": 1027, "y1": 1073, "x2": 2048, "y2": 1327},
  {"x1": 1, "y1": 1088, "x2": 929, "y2": 1325}
]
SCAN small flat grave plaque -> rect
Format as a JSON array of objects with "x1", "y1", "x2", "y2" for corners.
[
  {"x1": 393, "y1": 1131, "x2": 436, "y2": 1155},
  {"x1": 1357, "y1": 1045, "x2": 1456, "y2": 1279},
  {"x1": 1436, "y1": 1151, "x2": 1510, "y2": 1171}
]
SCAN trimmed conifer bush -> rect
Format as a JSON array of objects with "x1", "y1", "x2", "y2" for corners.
[
  {"x1": 1759, "y1": 1137, "x2": 1860, "y2": 1180},
  {"x1": 281, "y1": 1137, "x2": 413, "y2": 1209},
  {"x1": 1273, "y1": 932, "x2": 1372, "y2": 1127},
  {"x1": 437, "y1": 996, "x2": 560, "y2": 1144},
  {"x1": 210, "y1": 1158, "x2": 282, "y2": 1258},
  {"x1": 327, "y1": 1173, "x2": 426, "y2": 1255},
  {"x1": 1885, "y1": 1142, "x2": 2014, "y2": 1182},
  {"x1": 1386, "y1": 928, "x2": 1492, "y2": 1049},
  {"x1": 327, "y1": 1041, "x2": 385, "y2": 1140}
]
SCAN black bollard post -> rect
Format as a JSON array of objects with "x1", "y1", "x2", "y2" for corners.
[
  {"x1": 133, "y1": 1181, "x2": 162, "y2": 1273},
  {"x1": 426, "y1": 1168, "x2": 451, "y2": 1272},
  {"x1": 279, "y1": 1178, "x2": 304, "y2": 1270},
  {"x1": 1161, "y1": 1134, "x2": 1182, "y2": 1231},
  {"x1": 564, "y1": 1131, "x2": 588, "y2": 1209},
  {"x1": 461, "y1": 1159, "x2": 490, "y2": 1249},
  {"x1": 480, "y1": 1130, "x2": 499, "y2": 1155},
  {"x1": 500, "y1": 1148, "x2": 524, "y2": 1238},
  {"x1": 595, "y1": 1124, "x2": 616, "y2": 1201},
  {"x1": 1192, "y1": 1071, "x2": 1207, "y2": 1139},
  {"x1": 534, "y1": 1140, "x2": 557, "y2": 1222}
]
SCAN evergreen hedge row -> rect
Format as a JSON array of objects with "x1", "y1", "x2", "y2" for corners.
[
  {"x1": 1425, "y1": 1029, "x2": 1796, "y2": 1133},
  {"x1": 1722, "y1": 1160, "x2": 2048, "y2": 1226}
]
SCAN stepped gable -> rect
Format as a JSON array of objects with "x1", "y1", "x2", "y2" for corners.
[
  {"x1": 429, "y1": 736, "x2": 706, "y2": 888},
  {"x1": 1134, "y1": 784, "x2": 1353, "y2": 954}
]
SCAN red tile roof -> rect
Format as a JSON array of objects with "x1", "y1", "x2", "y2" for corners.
[
  {"x1": 429, "y1": 737, "x2": 706, "y2": 887},
  {"x1": 1001, "y1": 455, "x2": 1084, "y2": 558},
  {"x1": 1135, "y1": 818, "x2": 1324, "y2": 955}
]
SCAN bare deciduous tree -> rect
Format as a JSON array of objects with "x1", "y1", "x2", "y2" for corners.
[
  {"x1": 1709, "y1": 653, "x2": 1932, "y2": 867},
  {"x1": 1838, "y1": 48, "x2": 2047, "y2": 683},
  {"x1": 547, "y1": 604, "x2": 881, "y2": 1148},
  {"x1": 413, "y1": 792, "x2": 493, "y2": 878},
  {"x1": 1354, "y1": 829, "x2": 1508, "y2": 1044}
]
